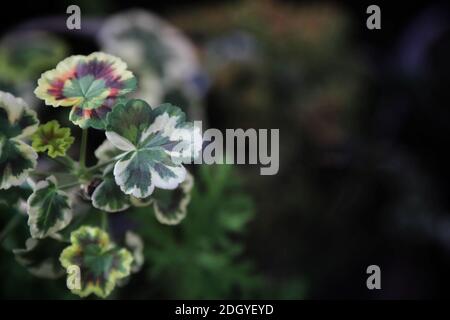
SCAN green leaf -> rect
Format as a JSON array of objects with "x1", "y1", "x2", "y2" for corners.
[
  {"x1": 27, "y1": 176, "x2": 72, "y2": 239},
  {"x1": 34, "y1": 52, "x2": 137, "y2": 129},
  {"x1": 91, "y1": 165, "x2": 131, "y2": 213},
  {"x1": 0, "y1": 91, "x2": 39, "y2": 189},
  {"x1": 59, "y1": 226, "x2": 133, "y2": 298},
  {"x1": 152, "y1": 171, "x2": 194, "y2": 225},
  {"x1": 105, "y1": 99, "x2": 201, "y2": 198},
  {"x1": 32, "y1": 120, "x2": 75, "y2": 158},
  {"x1": 13, "y1": 236, "x2": 66, "y2": 279}
]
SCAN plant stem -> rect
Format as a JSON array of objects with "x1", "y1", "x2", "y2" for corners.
[
  {"x1": 51, "y1": 156, "x2": 73, "y2": 169},
  {"x1": 62, "y1": 155, "x2": 76, "y2": 168},
  {"x1": 100, "y1": 211, "x2": 108, "y2": 231},
  {"x1": 32, "y1": 169, "x2": 76, "y2": 177},
  {"x1": 79, "y1": 128, "x2": 88, "y2": 169},
  {"x1": 86, "y1": 158, "x2": 117, "y2": 174},
  {"x1": 30, "y1": 170, "x2": 50, "y2": 177},
  {"x1": 0, "y1": 214, "x2": 21, "y2": 244},
  {"x1": 59, "y1": 181, "x2": 81, "y2": 190}
]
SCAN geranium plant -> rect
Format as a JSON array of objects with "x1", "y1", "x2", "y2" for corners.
[{"x1": 0, "y1": 52, "x2": 201, "y2": 298}]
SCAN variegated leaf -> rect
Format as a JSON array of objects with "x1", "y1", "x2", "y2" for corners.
[
  {"x1": 0, "y1": 91, "x2": 39, "y2": 189},
  {"x1": 0, "y1": 138, "x2": 38, "y2": 190},
  {"x1": 27, "y1": 176, "x2": 72, "y2": 239},
  {"x1": 34, "y1": 52, "x2": 137, "y2": 129},
  {"x1": 105, "y1": 99, "x2": 201, "y2": 198},
  {"x1": 153, "y1": 171, "x2": 193, "y2": 225},
  {"x1": 91, "y1": 165, "x2": 131, "y2": 213},
  {"x1": 59, "y1": 226, "x2": 133, "y2": 298}
]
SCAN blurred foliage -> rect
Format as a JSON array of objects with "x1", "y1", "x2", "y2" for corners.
[
  {"x1": 0, "y1": 32, "x2": 67, "y2": 107},
  {"x1": 130, "y1": 165, "x2": 264, "y2": 299}
]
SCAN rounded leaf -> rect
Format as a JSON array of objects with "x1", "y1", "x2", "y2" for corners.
[
  {"x1": 34, "y1": 52, "x2": 137, "y2": 129},
  {"x1": 59, "y1": 226, "x2": 133, "y2": 298},
  {"x1": 91, "y1": 166, "x2": 131, "y2": 213},
  {"x1": 105, "y1": 100, "x2": 201, "y2": 198}
]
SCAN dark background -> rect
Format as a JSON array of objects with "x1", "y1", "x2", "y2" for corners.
[{"x1": 1, "y1": 0, "x2": 449, "y2": 299}]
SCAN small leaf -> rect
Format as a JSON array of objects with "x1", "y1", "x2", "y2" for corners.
[
  {"x1": 32, "y1": 120, "x2": 74, "y2": 158},
  {"x1": 34, "y1": 52, "x2": 137, "y2": 129},
  {"x1": 13, "y1": 236, "x2": 66, "y2": 279},
  {"x1": 153, "y1": 171, "x2": 194, "y2": 225},
  {"x1": 91, "y1": 165, "x2": 131, "y2": 213},
  {"x1": 59, "y1": 226, "x2": 133, "y2": 298},
  {"x1": 0, "y1": 91, "x2": 39, "y2": 189},
  {"x1": 105, "y1": 99, "x2": 202, "y2": 198},
  {"x1": 27, "y1": 176, "x2": 72, "y2": 239}
]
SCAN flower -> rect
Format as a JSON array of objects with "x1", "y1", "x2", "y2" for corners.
[
  {"x1": 34, "y1": 52, "x2": 137, "y2": 129},
  {"x1": 0, "y1": 91, "x2": 39, "y2": 189},
  {"x1": 59, "y1": 226, "x2": 133, "y2": 298},
  {"x1": 32, "y1": 120, "x2": 74, "y2": 158}
]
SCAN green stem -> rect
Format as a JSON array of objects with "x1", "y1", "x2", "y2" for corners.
[
  {"x1": 79, "y1": 128, "x2": 88, "y2": 169},
  {"x1": 0, "y1": 214, "x2": 21, "y2": 244},
  {"x1": 51, "y1": 156, "x2": 73, "y2": 170},
  {"x1": 86, "y1": 158, "x2": 117, "y2": 174},
  {"x1": 100, "y1": 211, "x2": 108, "y2": 231},
  {"x1": 30, "y1": 170, "x2": 50, "y2": 177},
  {"x1": 62, "y1": 155, "x2": 76, "y2": 168},
  {"x1": 59, "y1": 181, "x2": 81, "y2": 190},
  {"x1": 32, "y1": 170, "x2": 76, "y2": 178}
]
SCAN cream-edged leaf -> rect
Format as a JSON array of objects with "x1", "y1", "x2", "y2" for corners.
[{"x1": 27, "y1": 176, "x2": 72, "y2": 239}]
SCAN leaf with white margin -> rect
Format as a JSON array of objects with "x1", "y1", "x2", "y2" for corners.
[
  {"x1": 27, "y1": 176, "x2": 72, "y2": 239},
  {"x1": 0, "y1": 138, "x2": 38, "y2": 190},
  {"x1": 91, "y1": 165, "x2": 131, "y2": 213},
  {"x1": 13, "y1": 236, "x2": 66, "y2": 279},
  {"x1": 0, "y1": 91, "x2": 39, "y2": 189},
  {"x1": 0, "y1": 91, "x2": 39, "y2": 139},
  {"x1": 105, "y1": 99, "x2": 201, "y2": 198},
  {"x1": 152, "y1": 171, "x2": 194, "y2": 225},
  {"x1": 59, "y1": 226, "x2": 133, "y2": 298},
  {"x1": 34, "y1": 52, "x2": 137, "y2": 129}
]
